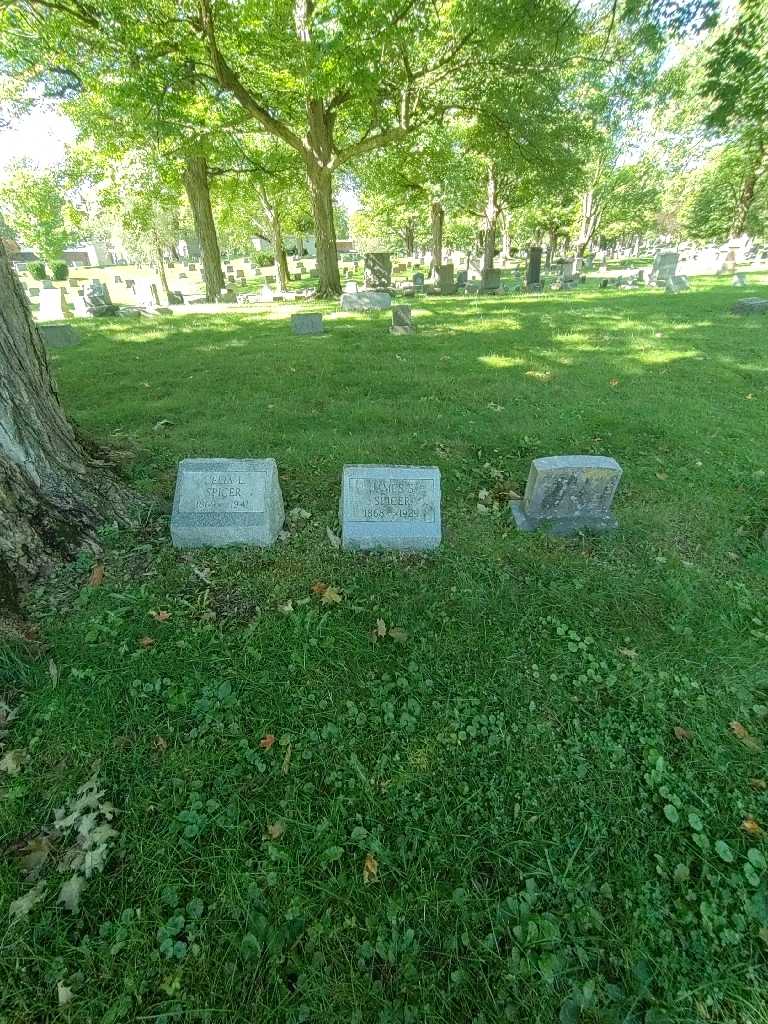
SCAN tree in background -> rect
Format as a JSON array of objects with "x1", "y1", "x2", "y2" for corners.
[{"x1": 0, "y1": 163, "x2": 79, "y2": 264}]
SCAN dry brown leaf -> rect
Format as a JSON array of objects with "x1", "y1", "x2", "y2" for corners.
[
  {"x1": 609, "y1": 378, "x2": 620, "y2": 387},
  {"x1": 741, "y1": 818, "x2": 764, "y2": 837},
  {"x1": 750, "y1": 778, "x2": 768, "y2": 791},
  {"x1": 673, "y1": 726, "x2": 693, "y2": 741},
  {"x1": 730, "y1": 721, "x2": 762, "y2": 751},
  {"x1": 259, "y1": 734, "x2": 276, "y2": 750},
  {"x1": 88, "y1": 563, "x2": 105, "y2": 587},
  {"x1": 363, "y1": 853, "x2": 379, "y2": 884},
  {"x1": 265, "y1": 821, "x2": 285, "y2": 840},
  {"x1": 281, "y1": 743, "x2": 292, "y2": 775},
  {"x1": 321, "y1": 586, "x2": 343, "y2": 605},
  {"x1": 19, "y1": 835, "x2": 53, "y2": 878},
  {"x1": 311, "y1": 581, "x2": 329, "y2": 595},
  {"x1": 152, "y1": 736, "x2": 168, "y2": 753},
  {"x1": 150, "y1": 610, "x2": 171, "y2": 622},
  {"x1": 138, "y1": 636, "x2": 155, "y2": 649}
]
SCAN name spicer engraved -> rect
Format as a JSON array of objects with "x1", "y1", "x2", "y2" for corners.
[
  {"x1": 348, "y1": 476, "x2": 435, "y2": 523},
  {"x1": 182, "y1": 471, "x2": 266, "y2": 515}
]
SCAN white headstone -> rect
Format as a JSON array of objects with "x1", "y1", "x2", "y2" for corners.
[{"x1": 340, "y1": 465, "x2": 441, "y2": 551}]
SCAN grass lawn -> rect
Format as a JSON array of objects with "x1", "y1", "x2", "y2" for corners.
[{"x1": 2, "y1": 275, "x2": 768, "y2": 1023}]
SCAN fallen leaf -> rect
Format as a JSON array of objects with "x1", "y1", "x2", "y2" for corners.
[
  {"x1": 374, "y1": 618, "x2": 387, "y2": 638},
  {"x1": 153, "y1": 419, "x2": 173, "y2": 431},
  {"x1": 153, "y1": 736, "x2": 168, "y2": 753},
  {"x1": 265, "y1": 822, "x2": 285, "y2": 840},
  {"x1": 19, "y1": 835, "x2": 53, "y2": 877},
  {"x1": 9, "y1": 880, "x2": 46, "y2": 921},
  {"x1": 742, "y1": 818, "x2": 764, "y2": 837},
  {"x1": 58, "y1": 875, "x2": 86, "y2": 913},
  {"x1": 259, "y1": 734, "x2": 276, "y2": 750},
  {"x1": 0, "y1": 749, "x2": 24, "y2": 775},
  {"x1": 326, "y1": 526, "x2": 342, "y2": 548},
  {"x1": 321, "y1": 586, "x2": 343, "y2": 605},
  {"x1": 730, "y1": 721, "x2": 762, "y2": 751},
  {"x1": 0, "y1": 700, "x2": 19, "y2": 733},
  {"x1": 751, "y1": 778, "x2": 767, "y2": 791},
  {"x1": 48, "y1": 659, "x2": 59, "y2": 685},
  {"x1": 311, "y1": 581, "x2": 329, "y2": 595},
  {"x1": 619, "y1": 648, "x2": 638, "y2": 659},
  {"x1": 387, "y1": 627, "x2": 408, "y2": 644},
  {"x1": 655, "y1": 472, "x2": 668, "y2": 481},
  {"x1": 282, "y1": 743, "x2": 292, "y2": 775},
  {"x1": 609, "y1": 378, "x2": 620, "y2": 387},
  {"x1": 150, "y1": 610, "x2": 171, "y2": 622},
  {"x1": 363, "y1": 853, "x2": 379, "y2": 884},
  {"x1": 88, "y1": 563, "x2": 105, "y2": 587},
  {"x1": 673, "y1": 726, "x2": 693, "y2": 741},
  {"x1": 278, "y1": 600, "x2": 294, "y2": 615},
  {"x1": 57, "y1": 981, "x2": 74, "y2": 1006}
]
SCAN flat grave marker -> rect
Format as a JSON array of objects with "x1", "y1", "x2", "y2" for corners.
[
  {"x1": 171, "y1": 457, "x2": 284, "y2": 548},
  {"x1": 340, "y1": 465, "x2": 441, "y2": 551},
  {"x1": 291, "y1": 312, "x2": 324, "y2": 335}
]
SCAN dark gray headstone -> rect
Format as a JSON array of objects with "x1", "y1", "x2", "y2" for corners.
[
  {"x1": 39, "y1": 324, "x2": 80, "y2": 348},
  {"x1": 291, "y1": 312, "x2": 324, "y2": 335},
  {"x1": 390, "y1": 305, "x2": 414, "y2": 334},
  {"x1": 364, "y1": 252, "x2": 392, "y2": 289},
  {"x1": 412, "y1": 272, "x2": 425, "y2": 293},
  {"x1": 732, "y1": 298, "x2": 768, "y2": 315},
  {"x1": 526, "y1": 246, "x2": 542, "y2": 288},
  {"x1": 480, "y1": 268, "x2": 502, "y2": 293},
  {"x1": 510, "y1": 455, "x2": 622, "y2": 535},
  {"x1": 437, "y1": 264, "x2": 455, "y2": 294},
  {"x1": 171, "y1": 457, "x2": 284, "y2": 548},
  {"x1": 340, "y1": 464, "x2": 441, "y2": 551},
  {"x1": 340, "y1": 291, "x2": 392, "y2": 311}
]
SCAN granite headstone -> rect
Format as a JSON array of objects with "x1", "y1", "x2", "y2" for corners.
[
  {"x1": 291, "y1": 312, "x2": 324, "y2": 335},
  {"x1": 510, "y1": 455, "x2": 622, "y2": 535},
  {"x1": 340, "y1": 465, "x2": 441, "y2": 551}
]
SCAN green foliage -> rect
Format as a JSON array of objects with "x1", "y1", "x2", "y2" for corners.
[
  {"x1": 681, "y1": 144, "x2": 768, "y2": 242},
  {"x1": 50, "y1": 259, "x2": 69, "y2": 280},
  {"x1": 26, "y1": 259, "x2": 46, "y2": 280},
  {"x1": 252, "y1": 251, "x2": 275, "y2": 267},
  {"x1": 0, "y1": 163, "x2": 79, "y2": 262}
]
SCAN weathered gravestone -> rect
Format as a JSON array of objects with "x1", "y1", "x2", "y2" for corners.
[
  {"x1": 390, "y1": 306, "x2": 414, "y2": 335},
  {"x1": 526, "y1": 246, "x2": 543, "y2": 290},
  {"x1": 171, "y1": 458, "x2": 284, "y2": 548},
  {"x1": 510, "y1": 455, "x2": 622, "y2": 536},
  {"x1": 343, "y1": 281, "x2": 359, "y2": 293},
  {"x1": 364, "y1": 252, "x2": 392, "y2": 289},
  {"x1": 733, "y1": 273, "x2": 747, "y2": 287},
  {"x1": 456, "y1": 269, "x2": 468, "y2": 289},
  {"x1": 412, "y1": 272, "x2": 425, "y2": 293},
  {"x1": 437, "y1": 264, "x2": 455, "y2": 294},
  {"x1": 340, "y1": 465, "x2": 441, "y2": 551},
  {"x1": 649, "y1": 251, "x2": 678, "y2": 286},
  {"x1": 85, "y1": 280, "x2": 119, "y2": 317},
  {"x1": 340, "y1": 291, "x2": 392, "y2": 311},
  {"x1": 665, "y1": 275, "x2": 689, "y2": 294},
  {"x1": 732, "y1": 298, "x2": 768, "y2": 315},
  {"x1": 37, "y1": 285, "x2": 70, "y2": 322},
  {"x1": 480, "y1": 268, "x2": 502, "y2": 294},
  {"x1": 38, "y1": 324, "x2": 80, "y2": 347},
  {"x1": 135, "y1": 279, "x2": 161, "y2": 307},
  {"x1": 291, "y1": 312, "x2": 324, "y2": 335}
]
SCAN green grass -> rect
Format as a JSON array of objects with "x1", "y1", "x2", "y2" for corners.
[{"x1": 2, "y1": 275, "x2": 768, "y2": 1023}]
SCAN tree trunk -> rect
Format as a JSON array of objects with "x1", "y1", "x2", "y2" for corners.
[
  {"x1": 575, "y1": 190, "x2": 601, "y2": 258},
  {"x1": 182, "y1": 155, "x2": 224, "y2": 302},
  {"x1": 429, "y1": 200, "x2": 444, "y2": 276},
  {"x1": 404, "y1": 219, "x2": 415, "y2": 258},
  {"x1": 257, "y1": 183, "x2": 289, "y2": 293},
  {"x1": 296, "y1": 236, "x2": 305, "y2": 259},
  {"x1": 0, "y1": 245, "x2": 136, "y2": 609},
  {"x1": 731, "y1": 146, "x2": 767, "y2": 237},
  {"x1": 304, "y1": 97, "x2": 340, "y2": 297},
  {"x1": 154, "y1": 242, "x2": 172, "y2": 303},
  {"x1": 482, "y1": 165, "x2": 499, "y2": 273},
  {"x1": 546, "y1": 226, "x2": 557, "y2": 270},
  {"x1": 500, "y1": 212, "x2": 511, "y2": 262}
]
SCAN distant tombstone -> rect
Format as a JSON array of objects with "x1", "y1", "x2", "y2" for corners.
[
  {"x1": 135, "y1": 279, "x2": 161, "y2": 307},
  {"x1": 37, "y1": 285, "x2": 71, "y2": 322},
  {"x1": 561, "y1": 258, "x2": 577, "y2": 282},
  {"x1": 390, "y1": 305, "x2": 414, "y2": 334},
  {"x1": 510, "y1": 455, "x2": 622, "y2": 536},
  {"x1": 343, "y1": 280, "x2": 359, "y2": 293},
  {"x1": 291, "y1": 312, "x2": 324, "y2": 335},
  {"x1": 85, "y1": 279, "x2": 119, "y2": 317},
  {"x1": 340, "y1": 465, "x2": 441, "y2": 551},
  {"x1": 526, "y1": 246, "x2": 542, "y2": 288},
  {"x1": 665, "y1": 275, "x2": 689, "y2": 293},
  {"x1": 412, "y1": 272, "x2": 425, "y2": 293},
  {"x1": 363, "y1": 252, "x2": 392, "y2": 289},
  {"x1": 718, "y1": 248, "x2": 737, "y2": 275},
  {"x1": 39, "y1": 324, "x2": 80, "y2": 348},
  {"x1": 732, "y1": 272, "x2": 747, "y2": 287},
  {"x1": 732, "y1": 298, "x2": 768, "y2": 315},
  {"x1": 236, "y1": 269, "x2": 246, "y2": 278},
  {"x1": 264, "y1": 274, "x2": 277, "y2": 285},
  {"x1": 437, "y1": 264, "x2": 455, "y2": 294},
  {"x1": 649, "y1": 251, "x2": 678, "y2": 285},
  {"x1": 480, "y1": 268, "x2": 502, "y2": 294},
  {"x1": 340, "y1": 291, "x2": 392, "y2": 311},
  {"x1": 259, "y1": 285, "x2": 275, "y2": 302},
  {"x1": 171, "y1": 458, "x2": 284, "y2": 548}
]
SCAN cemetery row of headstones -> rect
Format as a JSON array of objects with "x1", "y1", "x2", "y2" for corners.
[{"x1": 170, "y1": 455, "x2": 623, "y2": 550}]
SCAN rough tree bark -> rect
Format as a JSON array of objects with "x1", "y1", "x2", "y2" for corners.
[
  {"x1": 0, "y1": 244, "x2": 136, "y2": 609},
  {"x1": 575, "y1": 189, "x2": 601, "y2": 258},
  {"x1": 307, "y1": 163, "x2": 340, "y2": 297},
  {"x1": 257, "y1": 183, "x2": 290, "y2": 293},
  {"x1": 429, "y1": 200, "x2": 444, "y2": 276},
  {"x1": 482, "y1": 165, "x2": 500, "y2": 273},
  {"x1": 154, "y1": 242, "x2": 172, "y2": 303},
  {"x1": 182, "y1": 155, "x2": 225, "y2": 302},
  {"x1": 499, "y1": 211, "x2": 511, "y2": 262},
  {"x1": 403, "y1": 219, "x2": 415, "y2": 258}
]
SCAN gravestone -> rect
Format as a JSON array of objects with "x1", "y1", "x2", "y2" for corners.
[
  {"x1": 480, "y1": 268, "x2": 502, "y2": 294},
  {"x1": 343, "y1": 280, "x2": 359, "y2": 293},
  {"x1": 340, "y1": 291, "x2": 392, "y2": 311},
  {"x1": 437, "y1": 264, "x2": 455, "y2": 294},
  {"x1": 171, "y1": 458, "x2": 284, "y2": 548},
  {"x1": 259, "y1": 286, "x2": 275, "y2": 302},
  {"x1": 39, "y1": 324, "x2": 80, "y2": 347},
  {"x1": 526, "y1": 246, "x2": 542, "y2": 288},
  {"x1": 135, "y1": 279, "x2": 161, "y2": 307},
  {"x1": 85, "y1": 280, "x2": 119, "y2": 317},
  {"x1": 649, "y1": 251, "x2": 678, "y2": 286},
  {"x1": 363, "y1": 252, "x2": 392, "y2": 289},
  {"x1": 510, "y1": 455, "x2": 622, "y2": 536},
  {"x1": 390, "y1": 305, "x2": 414, "y2": 335},
  {"x1": 561, "y1": 258, "x2": 577, "y2": 282},
  {"x1": 733, "y1": 273, "x2": 747, "y2": 287},
  {"x1": 718, "y1": 248, "x2": 737, "y2": 275},
  {"x1": 37, "y1": 285, "x2": 70, "y2": 322},
  {"x1": 732, "y1": 298, "x2": 768, "y2": 315},
  {"x1": 412, "y1": 272, "x2": 425, "y2": 293},
  {"x1": 340, "y1": 465, "x2": 441, "y2": 551},
  {"x1": 456, "y1": 269, "x2": 468, "y2": 289},
  {"x1": 291, "y1": 312, "x2": 324, "y2": 335},
  {"x1": 665, "y1": 275, "x2": 689, "y2": 294}
]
